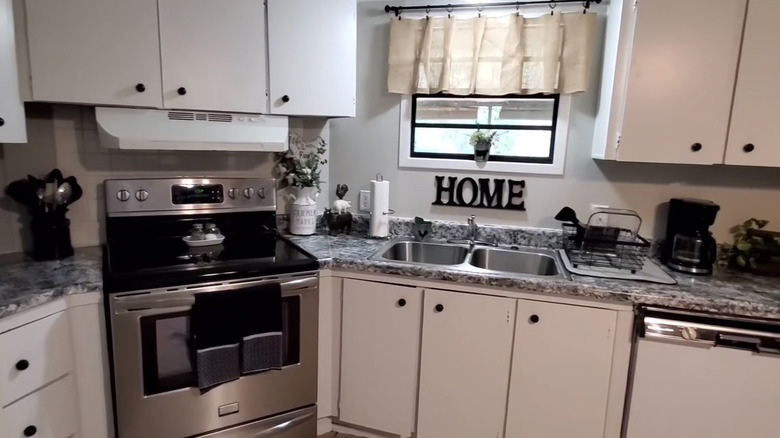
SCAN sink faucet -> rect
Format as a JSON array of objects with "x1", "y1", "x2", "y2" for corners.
[{"x1": 448, "y1": 215, "x2": 497, "y2": 248}]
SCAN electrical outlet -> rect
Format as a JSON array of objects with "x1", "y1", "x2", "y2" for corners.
[
  {"x1": 359, "y1": 190, "x2": 371, "y2": 212},
  {"x1": 590, "y1": 204, "x2": 609, "y2": 227}
]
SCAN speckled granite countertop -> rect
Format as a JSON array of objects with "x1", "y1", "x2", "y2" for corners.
[
  {"x1": 0, "y1": 247, "x2": 103, "y2": 320},
  {"x1": 287, "y1": 233, "x2": 780, "y2": 320},
  {"x1": 2, "y1": 226, "x2": 780, "y2": 322}
]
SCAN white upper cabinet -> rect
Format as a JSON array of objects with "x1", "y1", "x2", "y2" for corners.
[
  {"x1": 339, "y1": 279, "x2": 422, "y2": 437},
  {"x1": 505, "y1": 300, "x2": 618, "y2": 438},
  {"x1": 593, "y1": 0, "x2": 746, "y2": 164},
  {"x1": 25, "y1": 0, "x2": 163, "y2": 108},
  {"x1": 0, "y1": 0, "x2": 26, "y2": 143},
  {"x1": 725, "y1": 0, "x2": 780, "y2": 167},
  {"x1": 417, "y1": 289, "x2": 515, "y2": 438},
  {"x1": 267, "y1": 0, "x2": 356, "y2": 117},
  {"x1": 158, "y1": 0, "x2": 268, "y2": 113}
]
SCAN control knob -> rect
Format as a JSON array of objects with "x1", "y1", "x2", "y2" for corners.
[
  {"x1": 116, "y1": 190, "x2": 131, "y2": 202},
  {"x1": 243, "y1": 188, "x2": 254, "y2": 199},
  {"x1": 135, "y1": 189, "x2": 149, "y2": 202},
  {"x1": 257, "y1": 187, "x2": 266, "y2": 199},
  {"x1": 228, "y1": 188, "x2": 238, "y2": 199}
]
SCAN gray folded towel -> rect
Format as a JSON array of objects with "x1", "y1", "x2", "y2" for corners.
[
  {"x1": 196, "y1": 343, "x2": 240, "y2": 389},
  {"x1": 241, "y1": 332, "x2": 283, "y2": 374}
]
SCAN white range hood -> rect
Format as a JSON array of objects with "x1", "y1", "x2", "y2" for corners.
[{"x1": 95, "y1": 107, "x2": 288, "y2": 152}]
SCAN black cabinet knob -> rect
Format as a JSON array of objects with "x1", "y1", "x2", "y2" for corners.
[
  {"x1": 691, "y1": 143, "x2": 702, "y2": 152},
  {"x1": 24, "y1": 425, "x2": 37, "y2": 437},
  {"x1": 15, "y1": 360, "x2": 29, "y2": 371},
  {"x1": 743, "y1": 143, "x2": 755, "y2": 153},
  {"x1": 135, "y1": 83, "x2": 146, "y2": 92},
  {"x1": 0, "y1": 117, "x2": 4, "y2": 127},
  {"x1": 397, "y1": 298, "x2": 406, "y2": 307},
  {"x1": 529, "y1": 314, "x2": 540, "y2": 324},
  {"x1": 177, "y1": 87, "x2": 187, "y2": 96},
  {"x1": 434, "y1": 304, "x2": 444, "y2": 313},
  {"x1": 281, "y1": 95, "x2": 290, "y2": 103}
]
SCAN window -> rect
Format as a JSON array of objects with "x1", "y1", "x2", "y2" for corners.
[{"x1": 399, "y1": 93, "x2": 571, "y2": 175}]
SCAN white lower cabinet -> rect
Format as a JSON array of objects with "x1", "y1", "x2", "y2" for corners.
[
  {"x1": 505, "y1": 300, "x2": 618, "y2": 438},
  {"x1": 1, "y1": 375, "x2": 80, "y2": 438},
  {"x1": 339, "y1": 279, "x2": 422, "y2": 436},
  {"x1": 417, "y1": 289, "x2": 516, "y2": 438}
]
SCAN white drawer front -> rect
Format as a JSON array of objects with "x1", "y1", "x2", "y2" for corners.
[
  {"x1": 2, "y1": 375, "x2": 80, "y2": 438},
  {"x1": 0, "y1": 311, "x2": 74, "y2": 406}
]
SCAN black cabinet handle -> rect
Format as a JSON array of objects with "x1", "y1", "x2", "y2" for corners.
[
  {"x1": 135, "y1": 83, "x2": 146, "y2": 92},
  {"x1": 177, "y1": 87, "x2": 187, "y2": 96},
  {"x1": 24, "y1": 425, "x2": 37, "y2": 437},
  {"x1": 281, "y1": 95, "x2": 290, "y2": 103},
  {"x1": 743, "y1": 143, "x2": 755, "y2": 153},
  {"x1": 15, "y1": 360, "x2": 29, "y2": 371},
  {"x1": 434, "y1": 304, "x2": 444, "y2": 313},
  {"x1": 397, "y1": 298, "x2": 406, "y2": 307},
  {"x1": 529, "y1": 314, "x2": 540, "y2": 324},
  {"x1": 691, "y1": 143, "x2": 702, "y2": 152},
  {"x1": 0, "y1": 117, "x2": 4, "y2": 127}
]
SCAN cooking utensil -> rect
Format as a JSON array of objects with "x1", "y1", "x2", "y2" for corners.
[
  {"x1": 62, "y1": 176, "x2": 83, "y2": 205},
  {"x1": 4, "y1": 179, "x2": 39, "y2": 209},
  {"x1": 45, "y1": 168, "x2": 63, "y2": 185},
  {"x1": 555, "y1": 206, "x2": 587, "y2": 243},
  {"x1": 54, "y1": 182, "x2": 73, "y2": 206}
]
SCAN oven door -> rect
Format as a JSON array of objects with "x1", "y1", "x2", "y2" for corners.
[{"x1": 109, "y1": 273, "x2": 318, "y2": 438}]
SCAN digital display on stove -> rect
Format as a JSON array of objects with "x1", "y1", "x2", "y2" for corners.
[{"x1": 171, "y1": 184, "x2": 224, "y2": 205}]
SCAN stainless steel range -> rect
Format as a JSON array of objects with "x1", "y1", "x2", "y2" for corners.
[{"x1": 102, "y1": 178, "x2": 319, "y2": 438}]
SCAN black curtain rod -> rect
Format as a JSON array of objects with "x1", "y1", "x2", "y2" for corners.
[{"x1": 385, "y1": 0, "x2": 602, "y2": 16}]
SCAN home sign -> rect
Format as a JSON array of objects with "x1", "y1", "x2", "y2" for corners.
[{"x1": 432, "y1": 176, "x2": 526, "y2": 211}]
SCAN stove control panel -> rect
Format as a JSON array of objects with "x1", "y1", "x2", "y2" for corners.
[{"x1": 105, "y1": 178, "x2": 276, "y2": 216}]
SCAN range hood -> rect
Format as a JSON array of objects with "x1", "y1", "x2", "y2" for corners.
[{"x1": 95, "y1": 107, "x2": 288, "y2": 152}]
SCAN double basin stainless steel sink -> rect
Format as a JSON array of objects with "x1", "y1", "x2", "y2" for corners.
[{"x1": 369, "y1": 237, "x2": 570, "y2": 280}]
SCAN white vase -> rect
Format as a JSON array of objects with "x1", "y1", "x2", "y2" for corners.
[{"x1": 289, "y1": 186, "x2": 319, "y2": 235}]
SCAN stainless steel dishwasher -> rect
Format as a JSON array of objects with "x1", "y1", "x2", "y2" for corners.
[{"x1": 623, "y1": 307, "x2": 780, "y2": 438}]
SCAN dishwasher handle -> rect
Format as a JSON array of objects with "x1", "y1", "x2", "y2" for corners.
[{"x1": 717, "y1": 333, "x2": 780, "y2": 356}]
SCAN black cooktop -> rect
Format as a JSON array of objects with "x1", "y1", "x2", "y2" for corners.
[{"x1": 102, "y1": 212, "x2": 318, "y2": 293}]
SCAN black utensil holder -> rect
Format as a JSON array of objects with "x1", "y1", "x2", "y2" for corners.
[{"x1": 31, "y1": 216, "x2": 74, "y2": 261}]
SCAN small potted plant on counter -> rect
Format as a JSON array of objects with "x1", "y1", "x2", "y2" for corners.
[
  {"x1": 275, "y1": 134, "x2": 327, "y2": 235},
  {"x1": 470, "y1": 129, "x2": 500, "y2": 163}
]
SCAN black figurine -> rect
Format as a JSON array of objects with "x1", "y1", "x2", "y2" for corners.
[{"x1": 323, "y1": 208, "x2": 352, "y2": 235}]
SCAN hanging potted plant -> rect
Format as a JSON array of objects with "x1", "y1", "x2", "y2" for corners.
[
  {"x1": 275, "y1": 134, "x2": 328, "y2": 235},
  {"x1": 470, "y1": 130, "x2": 499, "y2": 163}
]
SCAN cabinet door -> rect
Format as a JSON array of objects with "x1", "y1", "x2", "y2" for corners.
[
  {"x1": 25, "y1": 0, "x2": 162, "y2": 107},
  {"x1": 267, "y1": 0, "x2": 356, "y2": 117},
  {"x1": 725, "y1": 0, "x2": 780, "y2": 167},
  {"x1": 505, "y1": 301, "x2": 617, "y2": 438},
  {"x1": 0, "y1": 0, "x2": 25, "y2": 143},
  {"x1": 617, "y1": 0, "x2": 745, "y2": 164},
  {"x1": 158, "y1": 0, "x2": 267, "y2": 113},
  {"x1": 1, "y1": 375, "x2": 80, "y2": 438},
  {"x1": 417, "y1": 289, "x2": 515, "y2": 438},
  {"x1": 339, "y1": 280, "x2": 422, "y2": 436}
]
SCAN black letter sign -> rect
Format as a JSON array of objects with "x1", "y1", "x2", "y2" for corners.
[{"x1": 433, "y1": 176, "x2": 526, "y2": 211}]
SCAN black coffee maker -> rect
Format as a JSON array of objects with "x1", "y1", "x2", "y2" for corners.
[{"x1": 662, "y1": 198, "x2": 720, "y2": 275}]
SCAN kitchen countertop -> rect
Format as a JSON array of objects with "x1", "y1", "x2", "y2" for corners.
[
  {"x1": 0, "y1": 247, "x2": 103, "y2": 320},
  {"x1": 1, "y1": 232, "x2": 779, "y2": 321},
  {"x1": 287, "y1": 233, "x2": 780, "y2": 320}
]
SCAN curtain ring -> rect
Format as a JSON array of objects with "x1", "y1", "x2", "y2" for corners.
[
  {"x1": 549, "y1": 2, "x2": 556, "y2": 16},
  {"x1": 425, "y1": 5, "x2": 431, "y2": 20},
  {"x1": 476, "y1": 4, "x2": 484, "y2": 17},
  {"x1": 583, "y1": 0, "x2": 589, "y2": 13},
  {"x1": 447, "y1": 4, "x2": 453, "y2": 18},
  {"x1": 515, "y1": 2, "x2": 520, "y2": 16}
]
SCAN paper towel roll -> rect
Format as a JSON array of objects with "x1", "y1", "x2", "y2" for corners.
[{"x1": 369, "y1": 177, "x2": 390, "y2": 237}]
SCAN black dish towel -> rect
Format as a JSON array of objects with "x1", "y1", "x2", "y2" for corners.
[
  {"x1": 238, "y1": 283, "x2": 283, "y2": 374},
  {"x1": 191, "y1": 290, "x2": 242, "y2": 390}
]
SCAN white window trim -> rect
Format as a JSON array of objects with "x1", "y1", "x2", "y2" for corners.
[{"x1": 398, "y1": 94, "x2": 571, "y2": 175}]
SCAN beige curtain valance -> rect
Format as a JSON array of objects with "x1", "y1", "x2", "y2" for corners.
[{"x1": 388, "y1": 12, "x2": 597, "y2": 96}]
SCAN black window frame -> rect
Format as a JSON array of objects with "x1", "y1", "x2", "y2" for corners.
[{"x1": 410, "y1": 93, "x2": 560, "y2": 164}]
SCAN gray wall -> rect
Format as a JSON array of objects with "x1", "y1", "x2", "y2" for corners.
[{"x1": 330, "y1": 3, "x2": 780, "y2": 241}]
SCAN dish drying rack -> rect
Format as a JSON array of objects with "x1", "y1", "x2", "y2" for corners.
[{"x1": 561, "y1": 209, "x2": 650, "y2": 273}]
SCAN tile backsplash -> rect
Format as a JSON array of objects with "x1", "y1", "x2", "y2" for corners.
[{"x1": 0, "y1": 104, "x2": 330, "y2": 255}]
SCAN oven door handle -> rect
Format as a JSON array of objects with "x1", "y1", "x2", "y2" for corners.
[{"x1": 112, "y1": 276, "x2": 318, "y2": 312}]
